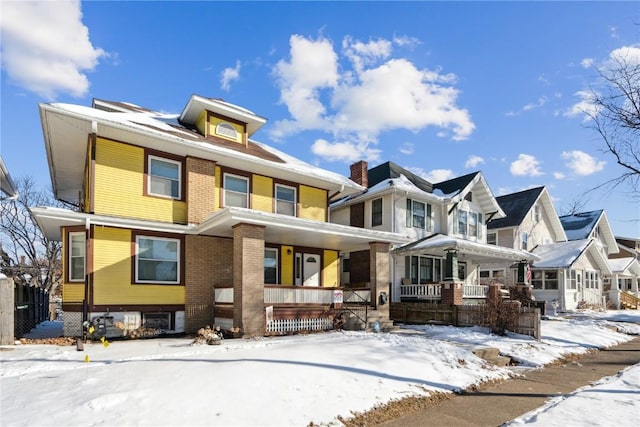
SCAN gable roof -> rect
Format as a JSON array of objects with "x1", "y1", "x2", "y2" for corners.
[
  {"x1": 39, "y1": 99, "x2": 364, "y2": 205},
  {"x1": 488, "y1": 187, "x2": 544, "y2": 229},
  {"x1": 432, "y1": 172, "x2": 478, "y2": 197},
  {"x1": 368, "y1": 161, "x2": 433, "y2": 193},
  {"x1": 531, "y1": 239, "x2": 612, "y2": 274},
  {"x1": 608, "y1": 257, "x2": 640, "y2": 275},
  {"x1": 559, "y1": 209, "x2": 618, "y2": 254}
]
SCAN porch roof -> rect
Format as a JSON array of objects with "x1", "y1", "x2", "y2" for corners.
[
  {"x1": 531, "y1": 239, "x2": 613, "y2": 275},
  {"x1": 392, "y1": 233, "x2": 538, "y2": 263},
  {"x1": 30, "y1": 206, "x2": 410, "y2": 252},
  {"x1": 608, "y1": 257, "x2": 640, "y2": 276}
]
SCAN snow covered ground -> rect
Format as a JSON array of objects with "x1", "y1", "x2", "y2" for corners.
[{"x1": 1, "y1": 310, "x2": 639, "y2": 426}]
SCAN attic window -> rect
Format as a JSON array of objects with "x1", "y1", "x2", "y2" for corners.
[
  {"x1": 216, "y1": 122, "x2": 237, "y2": 139},
  {"x1": 465, "y1": 192, "x2": 473, "y2": 202}
]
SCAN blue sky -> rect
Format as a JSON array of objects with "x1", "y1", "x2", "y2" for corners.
[{"x1": 1, "y1": 1, "x2": 639, "y2": 238}]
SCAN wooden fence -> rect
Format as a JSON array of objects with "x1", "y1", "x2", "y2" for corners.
[
  {"x1": 13, "y1": 283, "x2": 50, "y2": 339},
  {"x1": 390, "y1": 302, "x2": 541, "y2": 340},
  {"x1": 0, "y1": 276, "x2": 14, "y2": 345}
]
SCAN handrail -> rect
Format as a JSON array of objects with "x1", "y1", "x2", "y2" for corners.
[{"x1": 620, "y1": 291, "x2": 640, "y2": 309}]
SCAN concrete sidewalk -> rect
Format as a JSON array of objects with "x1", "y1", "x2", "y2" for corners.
[{"x1": 381, "y1": 335, "x2": 640, "y2": 427}]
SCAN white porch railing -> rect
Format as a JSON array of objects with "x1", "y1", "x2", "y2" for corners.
[
  {"x1": 463, "y1": 284, "x2": 489, "y2": 298},
  {"x1": 264, "y1": 286, "x2": 336, "y2": 305},
  {"x1": 400, "y1": 284, "x2": 441, "y2": 300}
]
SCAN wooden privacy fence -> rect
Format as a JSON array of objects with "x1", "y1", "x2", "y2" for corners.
[
  {"x1": 390, "y1": 302, "x2": 541, "y2": 340},
  {"x1": 13, "y1": 283, "x2": 50, "y2": 339}
]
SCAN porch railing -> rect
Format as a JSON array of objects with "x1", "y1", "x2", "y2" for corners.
[
  {"x1": 264, "y1": 286, "x2": 336, "y2": 305},
  {"x1": 463, "y1": 284, "x2": 489, "y2": 298},
  {"x1": 400, "y1": 284, "x2": 441, "y2": 300}
]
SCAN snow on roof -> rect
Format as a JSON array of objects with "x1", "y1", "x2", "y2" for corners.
[
  {"x1": 531, "y1": 239, "x2": 590, "y2": 268},
  {"x1": 46, "y1": 102, "x2": 360, "y2": 192},
  {"x1": 560, "y1": 210, "x2": 602, "y2": 240},
  {"x1": 607, "y1": 257, "x2": 636, "y2": 273}
]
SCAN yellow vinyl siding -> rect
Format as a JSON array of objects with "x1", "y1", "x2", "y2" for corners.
[
  {"x1": 280, "y1": 245, "x2": 294, "y2": 285},
  {"x1": 208, "y1": 115, "x2": 244, "y2": 143},
  {"x1": 214, "y1": 166, "x2": 222, "y2": 209},
  {"x1": 252, "y1": 174, "x2": 273, "y2": 213},
  {"x1": 63, "y1": 284, "x2": 85, "y2": 303},
  {"x1": 195, "y1": 110, "x2": 207, "y2": 136},
  {"x1": 83, "y1": 139, "x2": 92, "y2": 213},
  {"x1": 93, "y1": 138, "x2": 187, "y2": 224},
  {"x1": 92, "y1": 226, "x2": 184, "y2": 305},
  {"x1": 322, "y1": 250, "x2": 338, "y2": 287},
  {"x1": 299, "y1": 185, "x2": 327, "y2": 221}
]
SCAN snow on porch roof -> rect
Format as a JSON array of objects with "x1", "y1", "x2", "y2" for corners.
[{"x1": 393, "y1": 233, "x2": 539, "y2": 262}]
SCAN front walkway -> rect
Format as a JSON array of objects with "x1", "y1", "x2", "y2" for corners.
[{"x1": 381, "y1": 336, "x2": 640, "y2": 427}]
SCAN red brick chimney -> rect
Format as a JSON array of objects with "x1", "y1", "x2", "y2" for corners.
[{"x1": 350, "y1": 160, "x2": 368, "y2": 187}]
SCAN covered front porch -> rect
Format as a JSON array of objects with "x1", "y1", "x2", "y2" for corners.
[
  {"x1": 198, "y1": 207, "x2": 410, "y2": 336},
  {"x1": 392, "y1": 234, "x2": 538, "y2": 303}
]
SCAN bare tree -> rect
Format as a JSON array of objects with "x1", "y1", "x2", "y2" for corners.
[
  {"x1": 585, "y1": 49, "x2": 640, "y2": 193},
  {"x1": 0, "y1": 176, "x2": 62, "y2": 293}
]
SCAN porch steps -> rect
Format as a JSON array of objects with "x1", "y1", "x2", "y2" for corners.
[
  {"x1": 472, "y1": 347, "x2": 512, "y2": 367},
  {"x1": 620, "y1": 291, "x2": 639, "y2": 309},
  {"x1": 342, "y1": 309, "x2": 398, "y2": 332}
]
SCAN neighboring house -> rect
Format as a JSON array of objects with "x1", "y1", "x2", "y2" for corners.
[
  {"x1": 607, "y1": 237, "x2": 640, "y2": 309},
  {"x1": 487, "y1": 186, "x2": 568, "y2": 301},
  {"x1": 31, "y1": 96, "x2": 407, "y2": 338},
  {"x1": 330, "y1": 161, "x2": 537, "y2": 303}
]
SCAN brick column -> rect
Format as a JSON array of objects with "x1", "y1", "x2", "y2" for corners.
[
  {"x1": 441, "y1": 282, "x2": 463, "y2": 306},
  {"x1": 233, "y1": 223, "x2": 265, "y2": 337},
  {"x1": 369, "y1": 242, "x2": 391, "y2": 318},
  {"x1": 186, "y1": 157, "x2": 216, "y2": 224}
]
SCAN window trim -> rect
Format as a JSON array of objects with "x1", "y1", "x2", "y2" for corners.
[
  {"x1": 275, "y1": 183, "x2": 297, "y2": 216},
  {"x1": 406, "y1": 198, "x2": 431, "y2": 231},
  {"x1": 68, "y1": 231, "x2": 86, "y2": 282},
  {"x1": 371, "y1": 198, "x2": 383, "y2": 227},
  {"x1": 223, "y1": 172, "x2": 250, "y2": 208},
  {"x1": 147, "y1": 155, "x2": 182, "y2": 200},
  {"x1": 132, "y1": 232, "x2": 184, "y2": 285}
]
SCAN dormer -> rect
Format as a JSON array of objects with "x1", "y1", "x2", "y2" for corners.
[{"x1": 179, "y1": 94, "x2": 267, "y2": 146}]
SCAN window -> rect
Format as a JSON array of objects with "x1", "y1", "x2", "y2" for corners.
[
  {"x1": 406, "y1": 199, "x2": 431, "y2": 230},
  {"x1": 487, "y1": 233, "x2": 497, "y2": 245},
  {"x1": 148, "y1": 156, "x2": 181, "y2": 199},
  {"x1": 479, "y1": 269, "x2": 505, "y2": 284},
  {"x1": 585, "y1": 271, "x2": 600, "y2": 289},
  {"x1": 264, "y1": 248, "x2": 278, "y2": 284},
  {"x1": 224, "y1": 174, "x2": 249, "y2": 208},
  {"x1": 521, "y1": 231, "x2": 529, "y2": 250},
  {"x1": 69, "y1": 232, "x2": 85, "y2": 282},
  {"x1": 342, "y1": 258, "x2": 350, "y2": 273},
  {"x1": 458, "y1": 262, "x2": 467, "y2": 281},
  {"x1": 531, "y1": 269, "x2": 558, "y2": 290},
  {"x1": 215, "y1": 122, "x2": 238, "y2": 139},
  {"x1": 569, "y1": 270, "x2": 578, "y2": 290},
  {"x1": 275, "y1": 184, "x2": 296, "y2": 216},
  {"x1": 533, "y1": 204, "x2": 541, "y2": 223},
  {"x1": 405, "y1": 256, "x2": 442, "y2": 284},
  {"x1": 454, "y1": 208, "x2": 483, "y2": 239},
  {"x1": 136, "y1": 236, "x2": 179, "y2": 283},
  {"x1": 372, "y1": 198, "x2": 383, "y2": 226}
]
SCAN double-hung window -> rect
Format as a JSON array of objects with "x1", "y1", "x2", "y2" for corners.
[
  {"x1": 275, "y1": 184, "x2": 296, "y2": 216},
  {"x1": 68, "y1": 232, "x2": 85, "y2": 282},
  {"x1": 224, "y1": 174, "x2": 249, "y2": 208},
  {"x1": 148, "y1": 156, "x2": 181, "y2": 199},
  {"x1": 454, "y1": 208, "x2": 483, "y2": 239},
  {"x1": 406, "y1": 199, "x2": 431, "y2": 230},
  {"x1": 521, "y1": 231, "x2": 529, "y2": 250},
  {"x1": 136, "y1": 236, "x2": 180, "y2": 284},
  {"x1": 371, "y1": 198, "x2": 383, "y2": 227}
]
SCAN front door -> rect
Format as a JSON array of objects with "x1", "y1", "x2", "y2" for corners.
[{"x1": 302, "y1": 253, "x2": 321, "y2": 286}]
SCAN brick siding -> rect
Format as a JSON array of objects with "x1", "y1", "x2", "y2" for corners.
[
  {"x1": 233, "y1": 223, "x2": 265, "y2": 337},
  {"x1": 186, "y1": 156, "x2": 216, "y2": 224}
]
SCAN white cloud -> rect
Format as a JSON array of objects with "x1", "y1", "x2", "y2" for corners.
[
  {"x1": 220, "y1": 61, "x2": 241, "y2": 91},
  {"x1": 561, "y1": 150, "x2": 606, "y2": 176},
  {"x1": 553, "y1": 171, "x2": 566, "y2": 180},
  {"x1": 424, "y1": 169, "x2": 455, "y2": 183},
  {"x1": 392, "y1": 35, "x2": 421, "y2": 49},
  {"x1": 465, "y1": 155, "x2": 484, "y2": 169},
  {"x1": 0, "y1": 0, "x2": 105, "y2": 99},
  {"x1": 608, "y1": 45, "x2": 640, "y2": 67},
  {"x1": 610, "y1": 26, "x2": 619, "y2": 39},
  {"x1": 564, "y1": 90, "x2": 600, "y2": 121},
  {"x1": 510, "y1": 154, "x2": 543, "y2": 177},
  {"x1": 508, "y1": 97, "x2": 547, "y2": 116},
  {"x1": 270, "y1": 34, "x2": 475, "y2": 163},
  {"x1": 581, "y1": 58, "x2": 594, "y2": 68},
  {"x1": 311, "y1": 138, "x2": 380, "y2": 163}
]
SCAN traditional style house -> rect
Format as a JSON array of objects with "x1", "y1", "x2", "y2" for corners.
[
  {"x1": 31, "y1": 96, "x2": 408, "y2": 338},
  {"x1": 330, "y1": 161, "x2": 537, "y2": 304},
  {"x1": 489, "y1": 192, "x2": 617, "y2": 310},
  {"x1": 607, "y1": 237, "x2": 640, "y2": 309}
]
